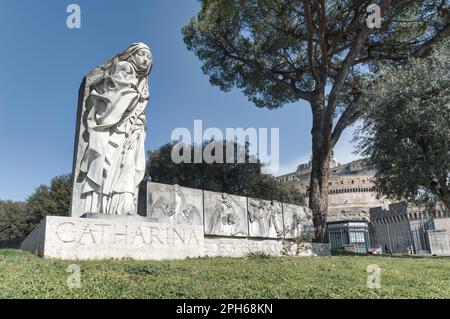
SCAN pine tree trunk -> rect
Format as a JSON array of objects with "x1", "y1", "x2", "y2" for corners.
[
  {"x1": 439, "y1": 194, "x2": 450, "y2": 214},
  {"x1": 309, "y1": 154, "x2": 330, "y2": 243},
  {"x1": 309, "y1": 97, "x2": 331, "y2": 243}
]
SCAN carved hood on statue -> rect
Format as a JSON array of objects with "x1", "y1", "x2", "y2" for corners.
[{"x1": 76, "y1": 42, "x2": 153, "y2": 215}]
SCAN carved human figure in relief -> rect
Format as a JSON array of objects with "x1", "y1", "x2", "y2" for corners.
[
  {"x1": 150, "y1": 185, "x2": 202, "y2": 225},
  {"x1": 287, "y1": 207, "x2": 313, "y2": 238},
  {"x1": 248, "y1": 199, "x2": 283, "y2": 238},
  {"x1": 79, "y1": 43, "x2": 153, "y2": 215},
  {"x1": 208, "y1": 193, "x2": 243, "y2": 236},
  {"x1": 248, "y1": 199, "x2": 268, "y2": 236},
  {"x1": 267, "y1": 200, "x2": 283, "y2": 238}
]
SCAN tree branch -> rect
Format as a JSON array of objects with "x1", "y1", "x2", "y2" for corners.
[
  {"x1": 215, "y1": 28, "x2": 314, "y2": 102},
  {"x1": 330, "y1": 95, "x2": 362, "y2": 148},
  {"x1": 331, "y1": 17, "x2": 450, "y2": 148},
  {"x1": 327, "y1": 0, "x2": 392, "y2": 118},
  {"x1": 303, "y1": 0, "x2": 322, "y2": 86},
  {"x1": 414, "y1": 22, "x2": 450, "y2": 58},
  {"x1": 318, "y1": 0, "x2": 328, "y2": 71}
]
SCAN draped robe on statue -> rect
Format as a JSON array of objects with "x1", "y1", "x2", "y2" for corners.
[{"x1": 78, "y1": 43, "x2": 152, "y2": 215}]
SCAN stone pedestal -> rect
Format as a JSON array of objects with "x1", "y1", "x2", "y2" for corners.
[
  {"x1": 203, "y1": 237, "x2": 331, "y2": 257},
  {"x1": 22, "y1": 215, "x2": 331, "y2": 260},
  {"x1": 22, "y1": 182, "x2": 331, "y2": 260},
  {"x1": 22, "y1": 216, "x2": 204, "y2": 260}
]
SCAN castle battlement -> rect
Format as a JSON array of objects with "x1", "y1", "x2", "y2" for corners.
[{"x1": 277, "y1": 157, "x2": 389, "y2": 222}]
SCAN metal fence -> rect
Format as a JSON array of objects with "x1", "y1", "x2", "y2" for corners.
[
  {"x1": 409, "y1": 217, "x2": 434, "y2": 253},
  {"x1": 326, "y1": 224, "x2": 370, "y2": 253}
]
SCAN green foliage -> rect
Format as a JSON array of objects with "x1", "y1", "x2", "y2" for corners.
[
  {"x1": 26, "y1": 174, "x2": 72, "y2": 224},
  {"x1": 242, "y1": 173, "x2": 305, "y2": 206},
  {"x1": 147, "y1": 141, "x2": 304, "y2": 205},
  {"x1": 0, "y1": 200, "x2": 27, "y2": 243},
  {"x1": 182, "y1": 0, "x2": 450, "y2": 238},
  {"x1": 355, "y1": 40, "x2": 450, "y2": 211},
  {"x1": 182, "y1": 0, "x2": 449, "y2": 109},
  {"x1": 0, "y1": 174, "x2": 72, "y2": 243},
  {"x1": 1, "y1": 249, "x2": 449, "y2": 298},
  {"x1": 124, "y1": 265, "x2": 162, "y2": 277},
  {"x1": 245, "y1": 251, "x2": 273, "y2": 261}
]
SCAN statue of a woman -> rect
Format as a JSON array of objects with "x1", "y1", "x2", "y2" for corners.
[{"x1": 77, "y1": 43, "x2": 153, "y2": 215}]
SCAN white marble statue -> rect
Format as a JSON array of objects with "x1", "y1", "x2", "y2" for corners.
[{"x1": 76, "y1": 43, "x2": 153, "y2": 215}]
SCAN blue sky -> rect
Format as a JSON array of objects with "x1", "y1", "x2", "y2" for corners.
[{"x1": 0, "y1": 0, "x2": 357, "y2": 202}]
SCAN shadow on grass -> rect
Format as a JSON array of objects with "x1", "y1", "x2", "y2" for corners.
[
  {"x1": 0, "y1": 241, "x2": 21, "y2": 249},
  {"x1": 331, "y1": 250, "x2": 450, "y2": 260}
]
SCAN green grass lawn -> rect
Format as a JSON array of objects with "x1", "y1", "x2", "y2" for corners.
[{"x1": 0, "y1": 249, "x2": 449, "y2": 298}]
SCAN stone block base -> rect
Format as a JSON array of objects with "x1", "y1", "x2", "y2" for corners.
[
  {"x1": 22, "y1": 216, "x2": 330, "y2": 260},
  {"x1": 204, "y1": 237, "x2": 331, "y2": 257},
  {"x1": 22, "y1": 216, "x2": 204, "y2": 260}
]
